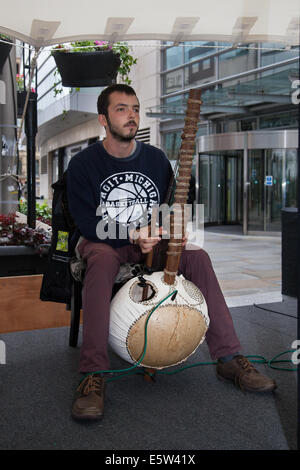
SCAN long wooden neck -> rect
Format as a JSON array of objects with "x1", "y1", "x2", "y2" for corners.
[{"x1": 163, "y1": 88, "x2": 202, "y2": 285}]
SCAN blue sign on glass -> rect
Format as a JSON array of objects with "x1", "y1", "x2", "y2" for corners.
[{"x1": 265, "y1": 175, "x2": 273, "y2": 186}]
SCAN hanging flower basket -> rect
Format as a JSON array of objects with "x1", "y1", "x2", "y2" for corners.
[
  {"x1": 52, "y1": 49, "x2": 121, "y2": 87},
  {"x1": 0, "y1": 40, "x2": 12, "y2": 72}
]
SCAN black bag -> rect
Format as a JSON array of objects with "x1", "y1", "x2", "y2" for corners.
[{"x1": 40, "y1": 171, "x2": 80, "y2": 304}]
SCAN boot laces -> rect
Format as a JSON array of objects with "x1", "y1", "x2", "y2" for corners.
[
  {"x1": 235, "y1": 356, "x2": 257, "y2": 392},
  {"x1": 236, "y1": 356, "x2": 255, "y2": 371},
  {"x1": 77, "y1": 374, "x2": 104, "y2": 396}
]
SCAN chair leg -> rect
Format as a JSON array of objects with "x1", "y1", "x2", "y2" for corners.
[{"x1": 69, "y1": 280, "x2": 82, "y2": 347}]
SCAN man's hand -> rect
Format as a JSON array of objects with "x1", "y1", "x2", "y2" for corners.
[
  {"x1": 129, "y1": 225, "x2": 164, "y2": 254},
  {"x1": 129, "y1": 226, "x2": 188, "y2": 254},
  {"x1": 182, "y1": 232, "x2": 188, "y2": 248}
]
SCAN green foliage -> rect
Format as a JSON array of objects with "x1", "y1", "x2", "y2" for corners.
[
  {"x1": 0, "y1": 34, "x2": 11, "y2": 41},
  {"x1": 112, "y1": 42, "x2": 138, "y2": 85},
  {"x1": 16, "y1": 73, "x2": 24, "y2": 91},
  {"x1": 70, "y1": 40, "x2": 99, "y2": 52},
  {"x1": 19, "y1": 200, "x2": 52, "y2": 224}
]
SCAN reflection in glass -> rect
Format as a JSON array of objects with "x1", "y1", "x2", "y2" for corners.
[
  {"x1": 164, "y1": 46, "x2": 183, "y2": 69},
  {"x1": 248, "y1": 149, "x2": 297, "y2": 232}
]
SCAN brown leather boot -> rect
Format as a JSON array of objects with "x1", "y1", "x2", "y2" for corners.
[
  {"x1": 216, "y1": 355, "x2": 277, "y2": 392},
  {"x1": 71, "y1": 374, "x2": 105, "y2": 421}
]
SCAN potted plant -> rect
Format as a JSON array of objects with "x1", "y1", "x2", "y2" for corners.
[
  {"x1": 0, "y1": 213, "x2": 51, "y2": 277},
  {"x1": 0, "y1": 34, "x2": 12, "y2": 72},
  {"x1": 52, "y1": 40, "x2": 137, "y2": 89}
]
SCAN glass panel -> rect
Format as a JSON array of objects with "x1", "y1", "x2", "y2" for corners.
[
  {"x1": 163, "y1": 69, "x2": 184, "y2": 94},
  {"x1": 265, "y1": 149, "x2": 283, "y2": 231},
  {"x1": 164, "y1": 46, "x2": 183, "y2": 69},
  {"x1": 261, "y1": 43, "x2": 299, "y2": 67},
  {"x1": 163, "y1": 131, "x2": 182, "y2": 160},
  {"x1": 209, "y1": 155, "x2": 225, "y2": 224},
  {"x1": 184, "y1": 56, "x2": 216, "y2": 88},
  {"x1": 200, "y1": 67, "x2": 298, "y2": 109},
  {"x1": 248, "y1": 150, "x2": 264, "y2": 231},
  {"x1": 199, "y1": 152, "x2": 243, "y2": 225},
  {"x1": 199, "y1": 155, "x2": 210, "y2": 222},
  {"x1": 240, "y1": 119, "x2": 257, "y2": 131},
  {"x1": 218, "y1": 45, "x2": 257, "y2": 84},
  {"x1": 265, "y1": 149, "x2": 298, "y2": 231},
  {"x1": 226, "y1": 157, "x2": 237, "y2": 223},
  {"x1": 161, "y1": 94, "x2": 186, "y2": 117},
  {"x1": 285, "y1": 149, "x2": 297, "y2": 207},
  {"x1": 183, "y1": 41, "x2": 216, "y2": 63},
  {"x1": 260, "y1": 111, "x2": 298, "y2": 129},
  {"x1": 223, "y1": 121, "x2": 239, "y2": 133},
  {"x1": 199, "y1": 155, "x2": 225, "y2": 223},
  {"x1": 248, "y1": 148, "x2": 298, "y2": 232}
]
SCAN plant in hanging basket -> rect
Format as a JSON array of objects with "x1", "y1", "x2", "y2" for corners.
[
  {"x1": 0, "y1": 34, "x2": 12, "y2": 72},
  {"x1": 51, "y1": 40, "x2": 137, "y2": 90}
]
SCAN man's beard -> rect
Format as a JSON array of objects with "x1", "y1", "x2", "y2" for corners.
[{"x1": 106, "y1": 115, "x2": 138, "y2": 142}]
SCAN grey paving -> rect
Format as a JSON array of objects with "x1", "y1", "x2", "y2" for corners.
[{"x1": 194, "y1": 226, "x2": 283, "y2": 307}]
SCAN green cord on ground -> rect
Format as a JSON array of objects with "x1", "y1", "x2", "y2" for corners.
[
  {"x1": 267, "y1": 349, "x2": 298, "y2": 371},
  {"x1": 156, "y1": 351, "x2": 297, "y2": 376}
]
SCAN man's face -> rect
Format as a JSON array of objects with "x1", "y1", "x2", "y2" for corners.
[{"x1": 101, "y1": 91, "x2": 140, "y2": 142}]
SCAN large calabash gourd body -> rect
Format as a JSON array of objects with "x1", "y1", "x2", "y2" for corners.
[{"x1": 109, "y1": 272, "x2": 209, "y2": 369}]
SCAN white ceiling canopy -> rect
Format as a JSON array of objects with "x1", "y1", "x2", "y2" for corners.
[{"x1": 0, "y1": 0, "x2": 299, "y2": 48}]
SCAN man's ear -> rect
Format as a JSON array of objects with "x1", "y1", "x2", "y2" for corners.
[{"x1": 98, "y1": 114, "x2": 107, "y2": 128}]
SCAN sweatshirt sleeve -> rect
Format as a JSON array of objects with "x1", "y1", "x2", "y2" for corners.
[{"x1": 67, "y1": 156, "x2": 101, "y2": 242}]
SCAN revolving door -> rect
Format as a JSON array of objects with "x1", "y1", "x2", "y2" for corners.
[{"x1": 197, "y1": 130, "x2": 298, "y2": 234}]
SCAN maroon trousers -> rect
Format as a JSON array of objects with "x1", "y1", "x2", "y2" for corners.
[{"x1": 77, "y1": 239, "x2": 241, "y2": 373}]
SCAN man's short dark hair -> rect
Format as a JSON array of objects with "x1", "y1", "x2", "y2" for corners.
[{"x1": 97, "y1": 84, "x2": 137, "y2": 117}]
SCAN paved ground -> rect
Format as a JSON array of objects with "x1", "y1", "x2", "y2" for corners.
[{"x1": 187, "y1": 224, "x2": 282, "y2": 308}]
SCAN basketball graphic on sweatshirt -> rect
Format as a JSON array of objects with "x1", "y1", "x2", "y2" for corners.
[{"x1": 99, "y1": 172, "x2": 160, "y2": 227}]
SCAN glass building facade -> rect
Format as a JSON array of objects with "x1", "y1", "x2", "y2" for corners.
[{"x1": 150, "y1": 41, "x2": 299, "y2": 234}]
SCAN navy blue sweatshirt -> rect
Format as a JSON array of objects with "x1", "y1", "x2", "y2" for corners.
[{"x1": 67, "y1": 140, "x2": 173, "y2": 248}]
